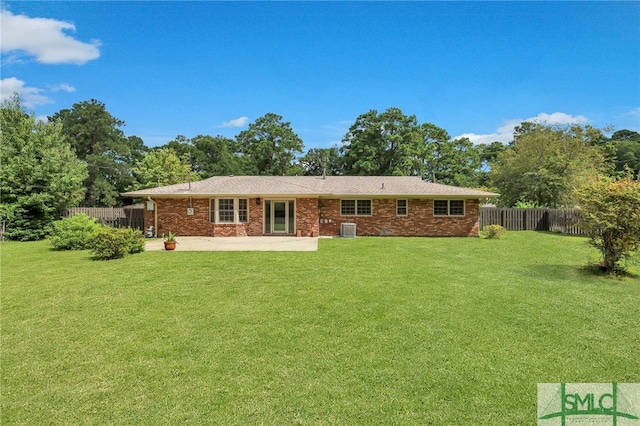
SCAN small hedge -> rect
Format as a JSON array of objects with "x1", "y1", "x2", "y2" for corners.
[
  {"x1": 481, "y1": 224, "x2": 507, "y2": 239},
  {"x1": 49, "y1": 213, "x2": 101, "y2": 250},
  {"x1": 87, "y1": 227, "x2": 146, "y2": 260}
]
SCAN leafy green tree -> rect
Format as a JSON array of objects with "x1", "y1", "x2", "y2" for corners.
[
  {"x1": 0, "y1": 95, "x2": 87, "y2": 240},
  {"x1": 49, "y1": 99, "x2": 148, "y2": 206},
  {"x1": 131, "y1": 147, "x2": 199, "y2": 189},
  {"x1": 340, "y1": 108, "x2": 425, "y2": 176},
  {"x1": 477, "y1": 141, "x2": 507, "y2": 186},
  {"x1": 575, "y1": 171, "x2": 640, "y2": 274},
  {"x1": 236, "y1": 113, "x2": 305, "y2": 175},
  {"x1": 611, "y1": 129, "x2": 640, "y2": 141},
  {"x1": 489, "y1": 122, "x2": 606, "y2": 207},
  {"x1": 299, "y1": 147, "x2": 342, "y2": 176},
  {"x1": 610, "y1": 130, "x2": 640, "y2": 176},
  {"x1": 422, "y1": 128, "x2": 480, "y2": 187},
  {"x1": 189, "y1": 135, "x2": 249, "y2": 177}
]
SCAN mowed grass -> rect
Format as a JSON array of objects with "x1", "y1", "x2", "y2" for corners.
[{"x1": 1, "y1": 232, "x2": 639, "y2": 425}]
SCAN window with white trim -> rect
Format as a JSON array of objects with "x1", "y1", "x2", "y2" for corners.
[
  {"x1": 341, "y1": 199, "x2": 372, "y2": 216},
  {"x1": 210, "y1": 198, "x2": 249, "y2": 223},
  {"x1": 433, "y1": 200, "x2": 465, "y2": 216},
  {"x1": 396, "y1": 199, "x2": 408, "y2": 216},
  {"x1": 218, "y1": 198, "x2": 234, "y2": 222}
]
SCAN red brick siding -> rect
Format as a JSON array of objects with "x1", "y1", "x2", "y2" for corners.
[
  {"x1": 319, "y1": 198, "x2": 480, "y2": 237},
  {"x1": 144, "y1": 198, "x2": 261, "y2": 237},
  {"x1": 144, "y1": 197, "x2": 319, "y2": 237},
  {"x1": 295, "y1": 198, "x2": 320, "y2": 236},
  {"x1": 144, "y1": 197, "x2": 479, "y2": 237}
]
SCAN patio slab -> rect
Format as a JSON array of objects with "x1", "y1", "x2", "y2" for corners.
[{"x1": 145, "y1": 236, "x2": 318, "y2": 252}]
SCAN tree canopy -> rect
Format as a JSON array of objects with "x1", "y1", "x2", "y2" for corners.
[
  {"x1": 10, "y1": 93, "x2": 638, "y2": 217},
  {"x1": 299, "y1": 147, "x2": 342, "y2": 176},
  {"x1": 131, "y1": 147, "x2": 199, "y2": 190},
  {"x1": 49, "y1": 99, "x2": 147, "y2": 206},
  {"x1": 422, "y1": 124, "x2": 480, "y2": 187},
  {"x1": 236, "y1": 113, "x2": 305, "y2": 176},
  {"x1": 489, "y1": 123, "x2": 606, "y2": 207},
  {"x1": 340, "y1": 108, "x2": 425, "y2": 176},
  {"x1": 1, "y1": 95, "x2": 87, "y2": 240},
  {"x1": 610, "y1": 130, "x2": 640, "y2": 177}
]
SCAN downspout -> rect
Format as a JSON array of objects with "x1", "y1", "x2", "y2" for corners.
[{"x1": 148, "y1": 196, "x2": 158, "y2": 237}]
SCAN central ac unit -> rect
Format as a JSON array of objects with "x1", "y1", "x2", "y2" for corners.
[{"x1": 341, "y1": 222, "x2": 356, "y2": 238}]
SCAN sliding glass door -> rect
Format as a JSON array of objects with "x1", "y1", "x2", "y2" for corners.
[{"x1": 264, "y1": 200, "x2": 295, "y2": 234}]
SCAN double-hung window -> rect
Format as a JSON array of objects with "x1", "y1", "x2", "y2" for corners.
[
  {"x1": 396, "y1": 199, "x2": 408, "y2": 216},
  {"x1": 210, "y1": 198, "x2": 249, "y2": 223},
  {"x1": 433, "y1": 200, "x2": 465, "y2": 216},
  {"x1": 341, "y1": 199, "x2": 372, "y2": 216}
]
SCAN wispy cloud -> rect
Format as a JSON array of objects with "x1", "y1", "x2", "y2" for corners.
[
  {"x1": 1, "y1": 9, "x2": 100, "y2": 65},
  {"x1": 455, "y1": 112, "x2": 590, "y2": 145},
  {"x1": 49, "y1": 83, "x2": 76, "y2": 93},
  {"x1": 218, "y1": 116, "x2": 249, "y2": 128},
  {"x1": 0, "y1": 77, "x2": 53, "y2": 108}
]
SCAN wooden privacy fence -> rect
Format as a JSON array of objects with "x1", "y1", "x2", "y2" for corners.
[
  {"x1": 480, "y1": 208, "x2": 583, "y2": 235},
  {"x1": 65, "y1": 206, "x2": 145, "y2": 231}
]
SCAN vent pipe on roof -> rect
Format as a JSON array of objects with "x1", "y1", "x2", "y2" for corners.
[
  {"x1": 381, "y1": 182, "x2": 385, "y2": 189},
  {"x1": 322, "y1": 168, "x2": 326, "y2": 179}
]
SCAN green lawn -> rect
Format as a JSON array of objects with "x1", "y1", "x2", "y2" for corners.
[{"x1": 1, "y1": 232, "x2": 638, "y2": 425}]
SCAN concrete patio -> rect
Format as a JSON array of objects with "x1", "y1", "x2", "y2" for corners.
[{"x1": 145, "y1": 236, "x2": 319, "y2": 252}]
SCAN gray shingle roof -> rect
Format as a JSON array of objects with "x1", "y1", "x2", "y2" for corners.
[{"x1": 121, "y1": 176, "x2": 499, "y2": 198}]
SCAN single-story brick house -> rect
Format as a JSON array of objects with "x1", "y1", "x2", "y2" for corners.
[{"x1": 121, "y1": 175, "x2": 498, "y2": 237}]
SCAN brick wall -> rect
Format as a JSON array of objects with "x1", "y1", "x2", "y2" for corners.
[
  {"x1": 144, "y1": 197, "x2": 319, "y2": 237},
  {"x1": 144, "y1": 198, "x2": 263, "y2": 237},
  {"x1": 144, "y1": 197, "x2": 479, "y2": 237},
  {"x1": 319, "y1": 198, "x2": 480, "y2": 237},
  {"x1": 295, "y1": 198, "x2": 319, "y2": 236}
]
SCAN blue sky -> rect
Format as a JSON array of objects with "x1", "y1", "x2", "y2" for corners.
[{"x1": 2, "y1": 1, "x2": 639, "y2": 149}]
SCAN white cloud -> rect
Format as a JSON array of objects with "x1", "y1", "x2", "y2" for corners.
[
  {"x1": 455, "y1": 112, "x2": 590, "y2": 145},
  {"x1": 219, "y1": 116, "x2": 249, "y2": 128},
  {"x1": 49, "y1": 83, "x2": 76, "y2": 93},
  {"x1": 1, "y1": 9, "x2": 100, "y2": 65},
  {"x1": 0, "y1": 77, "x2": 53, "y2": 108}
]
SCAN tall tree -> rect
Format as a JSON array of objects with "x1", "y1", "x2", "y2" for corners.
[
  {"x1": 299, "y1": 147, "x2": 342, "y2": 176},
  {"x1": 49, "y1": 99, "x2": 147, "y2": 206},
  {"x1": 190, "y1": 135, "x2": 248, "y2": 177},
  {"x1": 422, "y1": 123, "x2": 480, "y2": 187},
  {"x1": 489, "y1": 122, "x2": 606, "y2": 207},
  {"x1": 476, "y1": 141, "x2": 508, "y2": 186},
  {"x1": 130, "y1": 147, "x2": 199, "y2": 190},
  {"x1": 0, "y1": 94, "x2": 87, "y2": 240},
  {"x1": 610, "y1": 129, "x2": 640, "y2": 176},
  {"x1": 236, "y1": 113, "x2": 305, "y2": 175},
  {"x1": 340, "y1": 108, "x2": 425, "y2": 176}
]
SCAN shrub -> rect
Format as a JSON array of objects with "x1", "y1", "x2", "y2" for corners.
[
  {"x1": 87, "y1": 227, "x2": 145, "y2": 260},
  {"x1": 575, "y1": 172, "x2": 640, "y2": 274},
  {"x1": 124, "y1": 228, "x2": 146, "y2": 254},
  {"x1": 481, "y1": 224, "x2": 506, "y2": 239},
  {"x1": 49, "y1": 213, "x2": 101, "y2": 250}
]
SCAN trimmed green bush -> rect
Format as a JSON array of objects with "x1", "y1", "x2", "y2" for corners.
[
  {"x1": 481, "y1": 224, "x2": 506, "y2": 239},
  {"x1": 87, "y1": 227, "x2": 145, "y2": 260},
  {"x1": 124, "y1": 228, "x2": 146, "y2": 254},
  {"x1": 49, "y1": 213, "x2": 101, "y2": 250}
]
